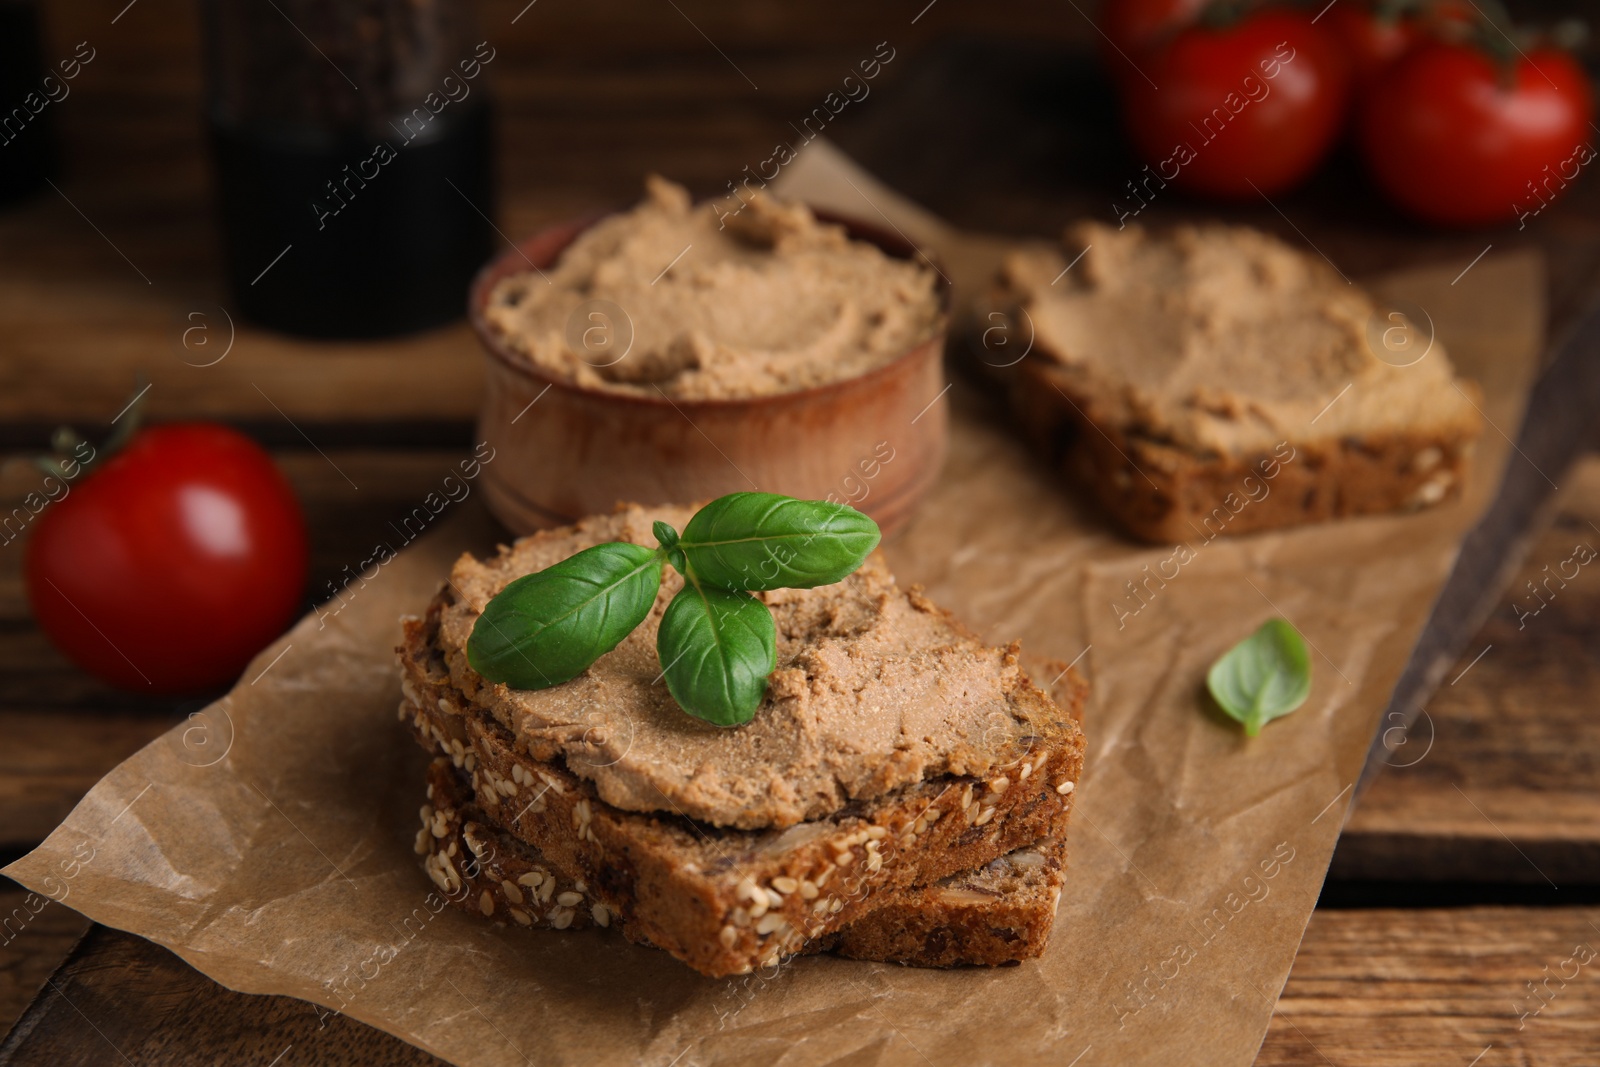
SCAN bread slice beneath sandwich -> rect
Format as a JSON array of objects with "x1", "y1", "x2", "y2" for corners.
[
  {"x1": 416, "y1": 755, "x2": 1066, "y2": 967},
  {"x1": 398, "y1": 503, "x2": 1085, "y2": 977}
]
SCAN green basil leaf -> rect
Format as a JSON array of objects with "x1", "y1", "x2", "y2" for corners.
[
  {"x1": 678, "y1": 492, "x2": 881, "y2": 592},
  {"x1": 467, "y1": 542, "x2": 662, "y2": 690},
  {"x1": 1205, "y1": 618, "x2": 1311, "y2": 737},
  {"x1": 658, "y1": 581, "x2": 777, "y2": 726}
]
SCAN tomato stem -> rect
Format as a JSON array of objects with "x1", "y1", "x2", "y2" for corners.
[
  {"x1": 1199, "y1": 0, "x2": 1258, "y2": 31},
  {"x1": 33, "y1": 375, "x2": 149, "y2": 482}
]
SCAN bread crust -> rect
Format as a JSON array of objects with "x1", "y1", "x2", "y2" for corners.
[{"x1": 1009, "y1": 358, "x2": 1481, "y2": 544}]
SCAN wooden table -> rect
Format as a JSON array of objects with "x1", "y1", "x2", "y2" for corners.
[{"x1": 3, "y1": 2, "x2": 1600, "y2": 1063}]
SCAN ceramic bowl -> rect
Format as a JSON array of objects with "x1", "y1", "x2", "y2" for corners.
[{"x1": 468, "y1": 210, "x2": 949, "y2": 538}]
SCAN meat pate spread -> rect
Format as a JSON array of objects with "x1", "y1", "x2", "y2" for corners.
[
  {"x1": 997, "y1": 221, "x2": 1480, "y2": 457},
  {"x1": 437, "y1": 505, "x2": 1053, "y2": 830},
  {"x1": 483, "y1": 177, "x2": 944, "y2": 400}
]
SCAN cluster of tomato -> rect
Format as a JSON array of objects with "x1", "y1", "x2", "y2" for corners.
[{"x1": 1099, "y1": 0, "x2": 1595, "y2": 226}]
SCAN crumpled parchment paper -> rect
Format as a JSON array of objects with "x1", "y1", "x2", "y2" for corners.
[{"x1": 4, "y1": 143, "x2": 1543, "y2": 1066}]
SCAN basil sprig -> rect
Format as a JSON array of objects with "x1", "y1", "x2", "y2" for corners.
[
  {"x1": 1205, "y1": 618, "x2": 1311, "y2": 736},
  {"x1": 466, "y1": 493, "x2": 881, "y2": 726},
  {"x1": 678, "y1": 492, "x2": 882, "y2": 591}
]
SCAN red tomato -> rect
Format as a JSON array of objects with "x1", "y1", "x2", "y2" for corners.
[
  {"x1": 1359, "y1": 42, "x2": 1595, "y2": 226},
  {"x1": 26, "y1": 424, "x2": 309, "y2": 693},
  {"x1": 1120, "y1": 9, "x2": 1352, "y2": 199},
  {"x1": 1098, "y1": 0, "x2": 1209, "y2": 69},
  {"x1": 1324, "y1": 3, "x2": 1419, "y2": 86}
]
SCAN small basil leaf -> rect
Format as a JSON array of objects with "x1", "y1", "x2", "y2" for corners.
[
  {"x1": 653, "y1": 521, "x2": 679, "y2": 550},
  {"x1": 658, "y1": 581, "x2": 777, "y2": 726},
  {"x1": 1206, "y1": 618, "x2": 1311, "y2": 737},
  {"x1": 467, "y1": 542, "x2": 662, "y2": 690},
  {"x1": 678, "y1": 492, "x2": 881, "y2": 592}
]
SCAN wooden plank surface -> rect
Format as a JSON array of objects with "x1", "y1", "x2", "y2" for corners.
[
  {"x1": 3, "y1": 0, "x2": 1111, "y2": 432},
  {"x1": 0, "y1": 926, "x2": 442, "y2": 1067},
  {"x1": 4, "y1": 2, "x2": 1600, "y2": 1063},
  {"x1": 2, "y1": 442, "x2": 1599, "y2": 1062},
  {"x1": 1335, "y1": 461, "x2": 1600, "y2": 887},
  {"x1": 10, "y1": 4, "x2": 1600, "y2": 434},
  {"x1": 1258, "y1": 907, "x2": 1600, "y2": 1067},
  {"x1": 6, "y1": 906, "x2": 1598, "y2": 1066},
  {"x1": 0, "y1": 886, "x2": 88, "y2": 1045}
]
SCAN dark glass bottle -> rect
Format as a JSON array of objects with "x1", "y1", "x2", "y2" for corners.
[
  {"x1": 0, "y1": 0, "x2": 56, "y2": 206},
  {"x1": 201, "y1": 2, "x2": 495, "y2": 338}
]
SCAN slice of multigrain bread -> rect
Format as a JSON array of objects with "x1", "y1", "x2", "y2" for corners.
[
  {"x1": 400, "y1": 648, "x2": 1083, "y2": 976},
  {"x1": 397, "y1": 504, "x2": 1086, "y2": 977},
  {"x1": 985, "y1": 221, "x2": 1484, "y2": 543},
  {"x1": 417, "y1": 756, "x2": 1066, "y2": 966}
]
